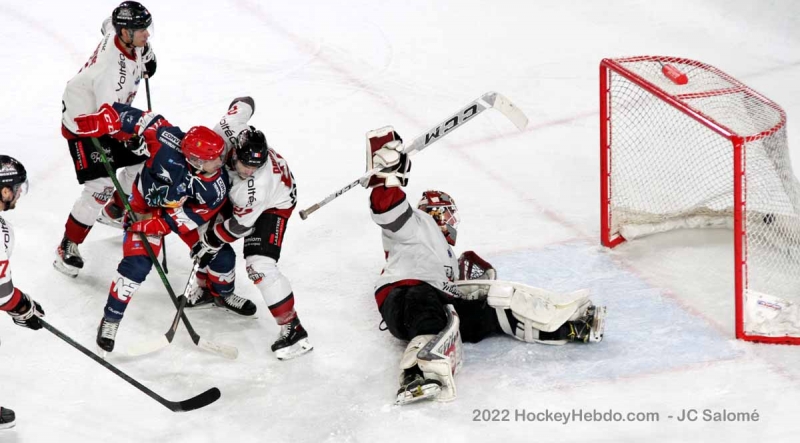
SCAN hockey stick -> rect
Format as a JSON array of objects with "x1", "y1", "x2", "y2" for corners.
[
  {"x1": 298, "y1": 92, "x2": 528, "y2": 219},
  {"x1": 41, "y1": 319, "x2": 220, "y2": 412},
  {"x1": 89, "y1": 138, "x2": 238, "y2": 360},
  {"x1": 144, "y1": 76, "x2": 169, "y2": 275},
  {"x1": 125, "y1": 261, "x2": 199, "y2": 357}
]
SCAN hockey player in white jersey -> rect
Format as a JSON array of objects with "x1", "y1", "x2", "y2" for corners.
[
  {"x1": 187, "y1": 97, "x2": 313, "y2": 360},
  {"x1": 364, "y1": 127, "x2": 606, "y2": 405},
  {"x1": 0, "y1": 156, "x2": 45, "y2": 430},
  {"x1": 55, "y1": 1, "x2": 157, "y2": 277}
]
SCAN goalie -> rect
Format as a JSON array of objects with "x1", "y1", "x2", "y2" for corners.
[{"x1": 364, "y1": 127, "x2": 606, "y2": 406}]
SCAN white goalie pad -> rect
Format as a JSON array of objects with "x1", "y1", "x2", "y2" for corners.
[
  {"x1": 455, "y1": 280, "x2": 590, "y2": 341},
  {"x1": 416, "y1": 304, "x2": 463, "y2": 402}
]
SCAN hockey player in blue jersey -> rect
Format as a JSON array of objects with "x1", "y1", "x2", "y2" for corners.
[{"x1": 73, "y1": 102, "x2": 257, "y2": 353}]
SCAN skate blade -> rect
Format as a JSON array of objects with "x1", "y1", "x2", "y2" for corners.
[
  {"x1": 274, "y1": 339, "x2": 314, "y2": 361},
  {"x1": 95, "y1": 214, "x2": 124, "y2": 229},
  {"x1": 589, "y1": 306, "x2": 607, "y2": 343},
  {"x1": 53, "y1": 259, "x2": 79, "y2": 278},
  {"x1": 96, "y1": 346, "x2": 108, "y2": 360},
  {"x1": 395, "y1": 383, "x2": 442, "y2": 406},
  {"x1": 0, "y1": 421, "x2": 16, "y2": 430}
]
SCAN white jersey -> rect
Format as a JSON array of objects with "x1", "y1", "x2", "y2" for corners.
[
  {"x1": 61, "y1": 19, "x2": 147, "y2": 135},
  {"x1": 213, "y1": 98, "x2": 297, "y2": 237},
  {"x1": 371, "y1": 192, "x2": 460, "y2": 298},
  {"x1": 0, "y1": 216, "x2": 17, "y2": 308}
]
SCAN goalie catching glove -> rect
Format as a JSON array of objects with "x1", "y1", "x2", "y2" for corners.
[{"x1": 363, "y1": 126, "x2": 411, "y2": 188}]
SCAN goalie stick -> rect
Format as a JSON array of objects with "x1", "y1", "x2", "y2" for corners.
[
  {"x1": 89, "y1": 138, "x2": 238, "y2": 360},
  {"x1": 299, "y1": 91, "x2": 528, "y2": 219},
  {"x1": 41, "y1": 319, "x2": 220, "y2": 412}
]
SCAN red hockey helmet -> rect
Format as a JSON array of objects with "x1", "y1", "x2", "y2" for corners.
[
  {"x1": 181, "y1": 126, "x2": 225, "y2": 171},
  {"x1": 418, "y1": 190, "x2": 460, "y2": 246}
]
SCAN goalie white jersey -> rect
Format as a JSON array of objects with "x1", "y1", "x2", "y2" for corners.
[
  {"x1": 61, "y1": 19, "x2": 146, "y2": 135},
  {"x1": 0, "y1": 216, "x2": 17, "y2": 308},
  {"x1": 371, "y1": 187, "x2": 460, "y2": 299}
]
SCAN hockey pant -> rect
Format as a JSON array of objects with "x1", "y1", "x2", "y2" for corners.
[
  {"x1": 65, "y1": 150, "x2": 144, "y2": 244},
  {"x1": 103, "y1": 229, "x2": 236, "y2": 322},
  {"x1": 378, "y1": 282, "x2": 501, "y2": 343}
]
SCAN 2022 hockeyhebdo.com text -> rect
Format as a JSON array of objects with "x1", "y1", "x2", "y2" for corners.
[{"x1": 471, "y1": 408, "x2": 760, "y2": 425}]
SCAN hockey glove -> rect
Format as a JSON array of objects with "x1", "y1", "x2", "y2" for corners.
[
  {"x1": 143, "y1": 43, "x2": 157, "y2": 78},
  {"x1": 125, "y1": 211, "x2": 171, "y2": 236},
  {"x1": 8, "y1": 291, "x2": 44, "y2": 330},
  {"x1": 124, "y1": 135, "x2": 149, "y2": 157},
  {"x1": 367, "y1": 140, "x2": 411, "y2": 188},
  {"x1": 190, "y1": 229, "x2": 223, "y2": 267},
  {"x1": 74, "y1": 103, "x2": 121, "y2": 137}
]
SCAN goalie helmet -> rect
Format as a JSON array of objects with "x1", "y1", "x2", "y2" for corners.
[
  {"x1": 235, "y1": 126, "x2": 269, "y2": 168},
  {"x1": 181, "y1": 126, "x2": 225, "y2": 170},
  {"x1": 112, "y1": 2, "x2": 152, "y2": 35},
  {"x1": 418, "y1": 190, "x2": 460, "y2": 246}
]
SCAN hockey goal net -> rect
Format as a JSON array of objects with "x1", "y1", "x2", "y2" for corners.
[{"x1": 600, "y1": 55, "x2": 800, "y2": 344}]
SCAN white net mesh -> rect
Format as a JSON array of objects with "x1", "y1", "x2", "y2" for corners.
[{"x1": 603, "y1": 56, "x2": 800, "y2": 341}]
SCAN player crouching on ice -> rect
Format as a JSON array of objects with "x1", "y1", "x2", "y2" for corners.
[
  {"x1": 72, "y1": 103, "x2": 257, "y2": 354},
  {"x1": 363, "y1": 127, "x2": 606, "y2": 406},
  {"x1": 186, "y1": 97, "x2": 312, "y2": 360}
]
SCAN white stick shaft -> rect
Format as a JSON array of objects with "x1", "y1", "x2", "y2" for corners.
[{"x1": 299, "y1": 92, "x2": 528, "y2": 220}]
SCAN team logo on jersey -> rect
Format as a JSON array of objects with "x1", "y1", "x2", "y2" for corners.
[
  {"x1": 444, "y1": 265, "x2": 454, "y2": 282},
  {"x1": 144, "y1": 183, "x2": 170, "y2": 207},
  {"x1": 157, "y1": 165, "x2": 173, "y2": 184}
]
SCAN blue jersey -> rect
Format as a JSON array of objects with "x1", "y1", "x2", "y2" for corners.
[{"x1": 113, "y1": 102, "x2": 230, "y2": 234}]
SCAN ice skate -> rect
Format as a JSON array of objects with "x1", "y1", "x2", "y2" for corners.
[
  {"x1": 271, "y1": 317, "x2": 313, "y2": 360},
  {"x1": 53, "y1": 236, "x2": 84, "y2": 277}
]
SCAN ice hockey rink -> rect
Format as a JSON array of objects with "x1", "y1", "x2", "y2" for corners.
[{"x1": 1, "y1": 0, "x2": 799, "y2": 442}]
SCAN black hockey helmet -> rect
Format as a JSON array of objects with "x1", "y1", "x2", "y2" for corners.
[
  {"x1": 112, "y1": 2, "x2": 152, "y2": 35},
  {"x1": 0, "y1": 155, "x2": 29, "y2": 205},
  {"x1": 235, "y1": 126, "x2": 269, "y2": 168}
]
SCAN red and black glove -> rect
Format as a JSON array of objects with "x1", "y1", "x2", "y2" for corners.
[
  {"x1": 125, "y1": 210, "x2": 171, "y2": 236},
  {"x1": 74, "y1": 103, "x2": 121, "y2": 137}
]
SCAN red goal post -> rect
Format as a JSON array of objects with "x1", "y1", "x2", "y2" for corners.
[{"x1": 600, "y1": 55, "x2": 800, "y2": 344}]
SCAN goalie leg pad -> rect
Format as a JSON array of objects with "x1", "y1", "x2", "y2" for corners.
[
  {"x1": 416, "y1": 304, "x2": 463, "y2": 402},
  {"x1": 464, "y1": 280, "x2": 592, "y2": 343}
]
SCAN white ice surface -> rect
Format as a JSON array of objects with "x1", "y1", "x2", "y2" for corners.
[{"x1": 1, "y1": 1, "x2": 799, "y2": 442}]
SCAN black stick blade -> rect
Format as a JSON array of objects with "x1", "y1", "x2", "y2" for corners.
[{"x1": 172, "y1": 387, "x2": 221, "y2": 412}]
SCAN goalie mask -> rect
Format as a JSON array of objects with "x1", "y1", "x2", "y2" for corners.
[{"x1": 418, "y1": 190, "x2": 460, "y2": 246}]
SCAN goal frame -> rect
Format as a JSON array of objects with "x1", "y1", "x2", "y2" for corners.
[{"x1": 599, "y1": 56, "x2": 796, "y2": 344}]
